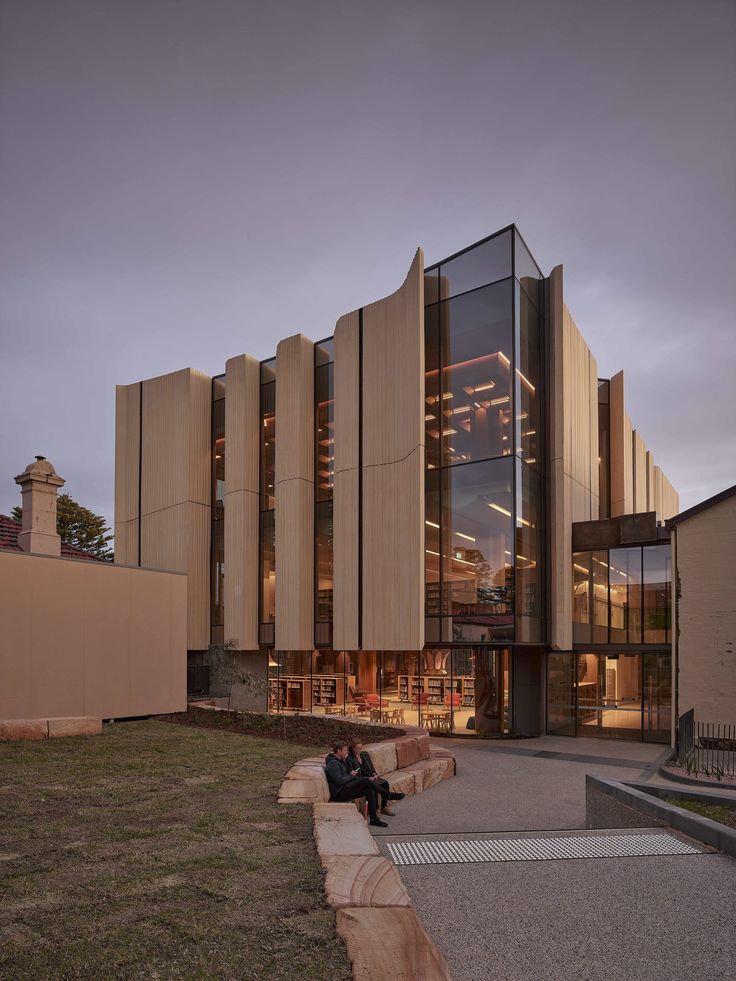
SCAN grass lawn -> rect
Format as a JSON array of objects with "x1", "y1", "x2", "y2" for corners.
[
  {"x1": 0, "y1": 719, "x2": 353, "y2": 980},
  {"x1": 668, "y1": 797, "x2": 736, "y2": 829}
]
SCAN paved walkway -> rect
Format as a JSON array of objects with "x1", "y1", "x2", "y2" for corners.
[{"x1": 372, "y1": 736, "x2": 736, "y2": 981}]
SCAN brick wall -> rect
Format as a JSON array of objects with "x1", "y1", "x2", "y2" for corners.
[{"x1": 676, "y1": 494, "x2": 736, "y2": 723}]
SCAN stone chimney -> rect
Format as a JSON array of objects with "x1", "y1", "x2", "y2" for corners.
[{"x1": 14, "y1": 455, "x2": 65, "y2": 556}]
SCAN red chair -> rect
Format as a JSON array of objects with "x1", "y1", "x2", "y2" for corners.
[
  {"x1": 443, "y1": 692, "x2": 462, "y2": 709},
  {"x1": 365, "y1": 693, "x2": 388, "y2": 709},
  {"x1": 410, "y1": 691, "x2": 430, "y2": 706}
]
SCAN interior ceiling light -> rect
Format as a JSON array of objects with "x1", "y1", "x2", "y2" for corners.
[
  {"x1": 455, "y1": 531, "x2": 476, "y2": 542},
  {"x1": 516, "y1": 369, "x2": 536, "y2": 393},
  {"x1": 498, "y1": 351, "x2": 511, "y2": 367},
  {"x1": 425, "y1": 548, "x2": 440, "y2": 557},
  {"x1": 524, "y1": 430, "x2": 536, "y2": 437},
  {"x1": 448, "y1": 405, "x2": 472, "y2": 415},
  {"x1": 425, "y1": 413, "x2": 435, "y2": 421},
  {"x1": 573, "y1": 563, "x2": 589, "y2": 574},
  {"x1": 490, "y1": 396, "x2": 510, "y2": 406},
  {"x1": 488, "y1": 502, "x2": 512, "y2": 518},
  {"x1": 463, "y1": 381, "x2": 496, "y2": 395},
  {"x1": 425, "y1": 520, "x2": 440, "y2": 529},
  {"x1": 452, "y1": 554, "x2": 476, "y2": 567},
  {"x1": 442, "y1": 428, "x2": 457, "y2": 436},
  {"x1": 516, "y1": 516, "x2": 534, "y2": 528},
  {"x1": 442, "y1": 392, "x2": 454, "y2": 400}
]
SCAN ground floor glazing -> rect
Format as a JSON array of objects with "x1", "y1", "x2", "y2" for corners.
[{"x1": 266, "y1": 647, "x2": 671, "y2": 743}]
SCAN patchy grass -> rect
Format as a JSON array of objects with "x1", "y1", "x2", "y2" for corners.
[
  {"x1": 162, "y1": 704, "x2": 404, "y2": 745},
  {"x1": 0, "y1": 720, "x2": 352, "y2": 980},
  {"x1": 668, "y1": 797, "x2": 736, "y2": 829}
]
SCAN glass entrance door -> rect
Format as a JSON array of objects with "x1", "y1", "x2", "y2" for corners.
[
  {"x1": 643, "y1": 652, "x2": 671, "y2": 743},
  {"x1": 576, "y1": 653, "x2": 643, "y2": 739}
]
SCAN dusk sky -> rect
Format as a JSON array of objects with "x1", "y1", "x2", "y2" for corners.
[{"x1": 1, "y1": 0, "x2": 734, "y2": 527}]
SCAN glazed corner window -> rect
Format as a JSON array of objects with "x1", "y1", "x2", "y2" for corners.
[
  {"x1": 436, "y1": 280, "x2": 514, "y2": 468},
  {"x1": 643, "y1": 544, "x2": 671, "y2": 643},
  {"x1": 572, "y1": 550, "x2": 609, "y2": 643},
  {"x1": 442, "y1": 457, "x2": 514, "y2": 642},
  {"x1": 260, "y1": 380, "x2": 275, "y2": 510},
  {"x1": 260, "y1": 510, "x2": 275, "y2": 624},
  {"x1": 436, "y1": 228, "x2": 512, "y2": 300}
]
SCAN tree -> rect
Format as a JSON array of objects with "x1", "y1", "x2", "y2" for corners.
[{"x1": 12, "y1": 493, "x2": 114, "y2": 561}]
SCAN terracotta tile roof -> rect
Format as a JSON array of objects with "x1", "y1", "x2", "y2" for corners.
[{"x1": 0, "y1": 514, "x2": 102, "y2": 561}]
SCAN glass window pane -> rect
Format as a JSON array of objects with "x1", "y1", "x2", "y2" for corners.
[
  {"x1": 591, "y1": 551, "x2": 609, "y2": 642},
  {"x1": 598, "y1": 382, "x2": 610, "y2": 520},
  {"x1": 315, "y1": 337, "x2": 334, "y2": 365},
  {"x1": 643, "y1": 652, "x2": 671, "y2": 743},
  {"x1": 547, "y1": 652, "x2": 576, "y2": 736},
  {"x1": 609, "y1": 547, "x2": 642, "y2": 643},
  {"x1": 382, "y1": 652, "x2": 420, "y2": 729},
  {"x1": 573, "y1": 552, "x2": 592, "y2": 644},
  {"x1": 424, "y1": 269, "x2": 441, "y2": 306},
  {"x1": 315, "y1": 362, "x2": 334, "y2": 501},
  {"x1": 315, "y1": 500, "x2": 333, "y2": 627},
  {"x1": 516, "y1": 461, "x2": 542, "y2": 642},
  {"x1": 279, "y1": 651, "x2": 312, "y2": 713},
  {"x1": 210, "y1": 516, "x2": 224, "y2": 635},
  {"x1": 425, "y1": 469, "x2": 441, "y2": 614},
  {"x1": 311, "y1": 649, "x2": 345, "y2": 716},
  {"x1": 643, "y1": 544, "x2": 671, "y2": 643},
  {"x1": 260, "y1": 381, "x2": 276, "y2": 509},
  {"x1": 515, "y1": 281, "x2": 541, "y2": 470},
  {"x1": 424, "y1": 304, "x2": 441, "y2": 470},
  {"x1": 443, "y1": 458, "x2": 514, "y2": 643},
  {"x1": 438, "y1": 230, "x2": 512, "y2": 300},
  {"x1": 439, "y1": 280, "x2": 514, "y2": 466},
  {"x1": 260, "y1": 510, "x2": 275, "y2": 625}
]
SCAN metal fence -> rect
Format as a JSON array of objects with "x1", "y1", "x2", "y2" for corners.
[{"x1": 678, "y1": 709, "x2": 736, "y2": 778}]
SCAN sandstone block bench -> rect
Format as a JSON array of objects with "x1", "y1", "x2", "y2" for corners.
[
  {"x1": 0, "y1": 717, "x2": 102, "y2": 741},
  {"x1": 277, "y1": 726, "x2": 456, "y2": 804},
  {"x1": 278, "y1": 727, "x2": 455, "y2": 980}
]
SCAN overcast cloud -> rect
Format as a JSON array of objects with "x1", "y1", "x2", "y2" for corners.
[{"x1": 1, "y1": 0, "x2": 734, "y2": 526}]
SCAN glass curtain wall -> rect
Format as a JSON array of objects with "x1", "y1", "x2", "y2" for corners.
[
  {"x1": 423, "y1": 228, "x2": 546, "y2": 735},
  {"x1": 315, "y1": 339, "x2": 334, "y2": 648},
  {"x1": 259, "y1": 360, "x2": 276, "y2": 646},
  {"x1": 267, "y1": 648, "x2": 513, "y2": 736},
  {"x1": 210, "y1": 376, "x2": 225, "y2": 644},
  {"x1": 547, "y1": 651, "x2": 671, "y2": 742},
  {"x1": 573, "y1": 545, "x2": 671, "y2": 645}
]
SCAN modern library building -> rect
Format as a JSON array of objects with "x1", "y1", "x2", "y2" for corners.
[{"x1": 114, "y1": 225, "x2": 679, "y2": 742}]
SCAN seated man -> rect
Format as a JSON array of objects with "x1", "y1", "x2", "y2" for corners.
[
  {"x1": 324, "y1": 739, "x2": 404, "y2": 828},
  {"x1": 347, "y1": 740, "x2": 395, "y2": 816}
]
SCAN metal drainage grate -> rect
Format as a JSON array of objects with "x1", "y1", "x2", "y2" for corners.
[{"x1": 386, "y1": 832, "x2": 703, "y2": 866}]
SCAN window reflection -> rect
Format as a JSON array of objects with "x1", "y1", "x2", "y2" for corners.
[
  {"x1": 434, "y1": 280, "x2": 514, "y2": 467},
  {"x1": 442, "y1": 458, "x2": 514, "y2": 642},
  {"x1": 515, "y1": 281, "x2": 540, "y2": 469},
  {"x1": 609, "y1": 547, "x2": 642, "y2": 644},
  {"x1": 425, "y1": 469, "x2": 441, "y2": 615},
  {"x1": 516, "y1": 460, "x2": 542, "y2": 641},
  {"x1": 436, "y1": 229, "x2": 512, "y2": 300},
  {"x1": 643, "y1": 545, "x2": 671, "y2": 643},
  {"x1": 260, "y1": 510, "x2": 275, "y2": 626}
]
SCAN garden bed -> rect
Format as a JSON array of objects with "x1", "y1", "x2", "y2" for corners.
[{"x1": 159, "y1": 704, "x2": 404, "y2": 746}]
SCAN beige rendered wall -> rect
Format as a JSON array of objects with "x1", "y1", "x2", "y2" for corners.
[
  {"x1": 333, "y1": 311, "x2": 361, "y2": 650},
  {"x1": 0, "y1": 550, "x2": 186, "y2": 721},
  {"x1": 114, "y1": 383, "x2": 141, "y2": 566},
  {"x1": 609, "y1": 371, "x2": 679, "y2": 521},
  {"x1": 275, "y1": 334, "x2": 315, "y2": 650},
  {"x1": 675, "y1": 494, "x2": 736, "y2": 723},
  {"x1": 361, "y1": 249, "x2": 425, "y2": 651},
  {"x1": 549, "y1": 266, "x2": 600, "y2": 650},
  {"x1": 224, "y1": 354, "x2": 260, "y2": 650},
  {"x1": 115, "y1": 367, "x2": 212, "y2": 650}
]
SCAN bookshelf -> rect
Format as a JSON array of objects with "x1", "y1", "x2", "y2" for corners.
[{"x1": 398, "y1": 675, "x2": 474, "y2": 706}]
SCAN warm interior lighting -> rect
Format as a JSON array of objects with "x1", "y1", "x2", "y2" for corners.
[
  {"x1": 443, "y1": 392, "x2": 453, "y2": 399},
  {"x1": 442, "y1": 428, "x2": 457, "y2": 436},
  {"x1": 515, "y1": 369, "x2": 536, "y2": 393},
  {"x1": 425, "y1": 548, "x2": 440, "y2": 556},
  {"x1": 573, "y1": 563, "x2": 588, "y2": 574},
  {"x1": 523, "y1": 430, "x2": 536, "y2": 437},
  {"x1": 447, "y1": 405, "x2": 471, "y2": 415},
  {"x1": 454, "y1": 531, "x2": 476, "y2": 542},
  {"x1": 490, "y1": 396, "x2": 510, "y2": 406},
  {"x1": 451, "y1": 554, "x2": 475, "y2": 567},
  {"x1": 425, "y1": 413, "x2": 435, "y2": 421},
  {"x1": 488, "y1": 502, "x2": 512, "y2": 518},
  {"x1": 498, "y1": 351, "x2": 511, "y2": 367},
  {"x1": 425, "y1": 520, "x2": 440, "y2": 529},
  {"x1": 463, "y1": 381, "x2": 496, "y2": 395}
]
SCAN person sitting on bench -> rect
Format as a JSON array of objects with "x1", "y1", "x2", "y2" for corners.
[
  {"x1": 324, "y1": 739, "x2": 404, "y2": 828},
  {"x1": 347, "y1": 740, "x2": 395, "y2": 816}
]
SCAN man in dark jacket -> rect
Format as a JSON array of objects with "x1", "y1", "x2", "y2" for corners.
[
  {"x1": 324, "y1": 739, "x2": 403, "y2": 827},
  {"x1": 347, "y1": 741, "x2": 395, "y2": 815}
]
